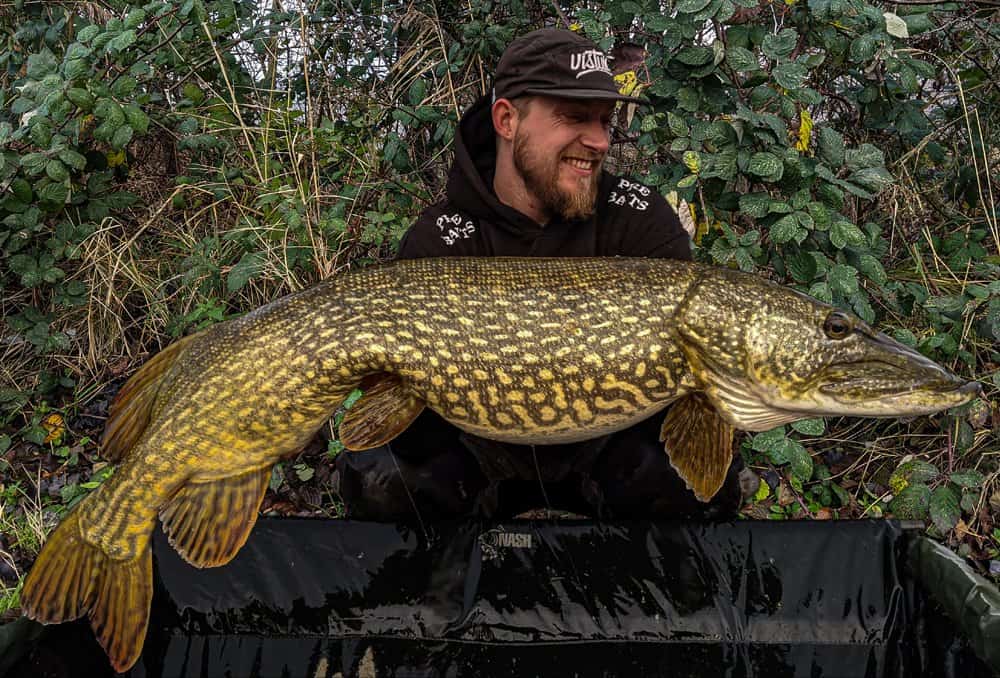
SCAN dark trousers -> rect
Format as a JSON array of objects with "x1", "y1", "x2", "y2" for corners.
[{"x1": 335, "y1": 410, "x2": 744, "y2": 522}]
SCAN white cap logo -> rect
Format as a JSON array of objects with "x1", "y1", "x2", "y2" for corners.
[{"x1": 569, "y1": 49, "x2": 612, "y2": 78}]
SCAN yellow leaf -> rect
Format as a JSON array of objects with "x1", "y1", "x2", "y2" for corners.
[
  {"x1": 665, "y1": 191, "x2": 680, "y2": 209},
  {"x1": 682, "y1": 150, "x2": 701, "y2": 173},
  {"x1": 106, "y1": 149, "x2": 127, "y2": 167},
  {"x1": 795, "y1": 109, "x2": 813, "y2": 152},
  {"x1": 614, "y1": 70, "x2": 638, "y2": 96},
  {"x1": 785, "y1": 0, "x2": 797, "y2": 4},
  {"x1": 42, "y1": 413, "x2": 65, "y2": 444}
]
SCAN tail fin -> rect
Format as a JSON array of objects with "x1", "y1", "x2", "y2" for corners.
[{"x1": 20, "y1": 508, "x2": 152, "y2": 673}]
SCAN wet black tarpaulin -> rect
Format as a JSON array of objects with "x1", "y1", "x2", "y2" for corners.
[{"x1": 3, "y1": 519, "x2": 996, "y2": 677}]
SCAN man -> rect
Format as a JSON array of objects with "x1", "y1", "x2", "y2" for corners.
[{"x1": 336, "y1": 28, "x2": 744, "y2": 521}]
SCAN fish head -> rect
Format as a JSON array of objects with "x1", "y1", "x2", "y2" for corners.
[{"x1": 678, "y1": 269, "x2": 981, "y2": 431}]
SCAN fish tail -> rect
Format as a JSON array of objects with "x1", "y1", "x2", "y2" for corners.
[{"x1": 21, "y1": 506, "x2": 152, "y2": 672}]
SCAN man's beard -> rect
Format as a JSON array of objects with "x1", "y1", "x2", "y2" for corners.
[{"x1": 512, "y1": 131, "x2": 601, "y2": 221}]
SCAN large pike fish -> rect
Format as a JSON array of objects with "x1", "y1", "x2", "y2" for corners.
[{"x1": 21, "y1": 257, "x2": 979, "y2": 670}]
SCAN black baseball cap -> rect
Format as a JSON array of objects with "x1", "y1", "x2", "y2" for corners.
[{"x1": 494, "y1": 28, "x2": 645, "y2": 104}]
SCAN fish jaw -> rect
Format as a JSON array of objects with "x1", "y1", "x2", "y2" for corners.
[
  {"x1": 751, "y1": 327, "x2": 982, "y2": 422},
  {"x1": 806, "y1": 331, "x2": 982, "y2": 417}
]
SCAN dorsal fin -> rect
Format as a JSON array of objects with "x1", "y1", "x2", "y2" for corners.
[
  {"x1": 339, "y1": 374, "x2": 425, "y2": 450},
  {"x1": 660, "y1": 393, "x2": 736, "y2": 502},
  {"x1": 101, "y1": 332, "x2": 201, "y2": 462}
]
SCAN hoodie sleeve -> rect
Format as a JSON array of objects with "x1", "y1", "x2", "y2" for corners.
[
  {"x1": 396, "y1": 203, "x2": 481, "y2": 260},
  {"x1": 610, "y1": 183, "x2": 692, "y2": 261}
]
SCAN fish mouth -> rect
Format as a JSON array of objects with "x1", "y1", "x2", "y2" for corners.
[{"x1": 816, "y1": 355, "x2": 981, "y2": 414}]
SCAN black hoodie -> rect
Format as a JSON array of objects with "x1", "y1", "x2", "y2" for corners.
[
  {"x1": 397, "y1": 95, "x2": 691, "y2": 260},
  {"x1": 384, "y1": 95, "x2": 694, "y2": 512}
]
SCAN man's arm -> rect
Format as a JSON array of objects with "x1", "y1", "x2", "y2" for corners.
[{"x1": 619, "y1": 189, "x2": 691, "y2": 260}]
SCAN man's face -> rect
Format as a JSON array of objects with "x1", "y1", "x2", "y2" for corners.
[{"x1": 511, "y1": 96, "x2": 614, "y2": 221}]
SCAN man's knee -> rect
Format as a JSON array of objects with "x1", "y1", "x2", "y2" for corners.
[
  {"x1": 592, "y1": 419, "x2": 745, "y2": 520},
  {"x1": 335, "y1": 444, "x2": 486, "y2": 522}
]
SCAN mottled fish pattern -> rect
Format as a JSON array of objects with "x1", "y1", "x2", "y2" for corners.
[{"x1": 20, "y1": 257, "x2": 979, "y2": 672}]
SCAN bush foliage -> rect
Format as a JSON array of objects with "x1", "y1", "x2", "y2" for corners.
[{"x1": 0, "y1": 0, "x2": 998, "y2": 597}]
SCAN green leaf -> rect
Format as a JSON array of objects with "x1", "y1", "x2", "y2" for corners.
[
  {"x1": 890, "y1": 483, "x2": 931, "y2": 520},
  {"x1": 857, "y1": 254, "x2": 887, "y2": 285},
  {"x1": 817, "y1": 128, "x2": 845, "y2": 167},
  {"x1": 64, "y1": 58, "x2": 89, "y2": 81},
  {"x1": 890, "y1": 460, "x2": 940, "y2": 492},
  {"x1": 667, "y1": 112, "x2": 689, "y2": 136},
  {"x1": 770, "y1": 213, "x2": 799, "y2": 244},
  {"x1": 829, "y1": 220, "x2": 867, "y2": 249},
  {"x1": 747, "y1": 152, "x2": 782, "y2": 178},
  {"x1": 45, "y1": 160, "x2": 68, "y2": 182},
  {"x1": 828, "y1": 264, "x2": 859, "y2": 295},
  {"x1": 762, "y1": 29, "x2": 798, "y2": 59},
  {"x1": 226, "y1": 251, "x2": 264, "y2": 292},
  {"x1": 845, "y1": 143, "x2": 884, "y2": 171},
  {"x1": 677, "y1": 0, "x2": 712, "y2": 12},
  {"x1": 751, "y1": 426, "x2": 786, "y2": 452},
  {"x1": 809, "y1": 281, "x2": 833, "y2": 303},
  {"x1": 107, "y1": 30, "x2": 137, "y2": 53},
  {"x1": 676, "y1": 46, "x2": 714, "y2": 66},
  {"x1": 791, "y1": 418, "x2": 825, "y2": 436},
  {"x1": 77, "y1": 25, "x2": 101, "y2": 43},
  {"x1": 849, "y1": 34, "x2": 878, "y2": 63},
  {"x1": 773, "y1": 63, "x2": 808, "y2": 89},
  {"x1": 725, "y1": 46, "x2": 758, "y2": 72},
  {"x1": 786, "y1": 250, "x2": 818, "y2": 283},
  {"x1": 124, "y1": 105, "x2": 150, "y2": 134},
  {"x1": 37, "y1": 181, "x2": 68, "y2": 205},
  {"x1": 883, "y1": 12, "x2": 908, "y2": 39},
  {"x1": 58, "y1": 148, "x2": 86, "y2": 171},
  {"x1": 739, "y1": 193, "x2": 771, "y2": 218},
  {"x1": 65, "y1": 87, "x2": 94, "y2": 110},
  {"x1": 903, "y1": 13, "x2": 934, "y2": 35},
  {"x1": 787, "y1": 442, "x2": 813, "y2": 483},
  {"x1": 849, "y1": 167, "x2": 893, "y2": 193},
  {"x1": 112, "y1": 76, "x2": 137, "y2": 97},
  {"x1": 110, "y1": 124, "x2": 134, "y2": 150},
  {"x1": 124, "y1": 8, "x2": 147, "y2": 29},
  {"x1": 949, "y1": 470, "x2": 984, "y2": 488},
  {"x1": 929, "y1": 485, "x2": 961, "y2": 533}
]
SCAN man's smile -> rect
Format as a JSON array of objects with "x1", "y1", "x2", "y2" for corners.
[{"x1": 563, "y1": 156, "x2": 601, "y2": 175}]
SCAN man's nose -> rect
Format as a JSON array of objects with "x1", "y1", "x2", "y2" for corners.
[{"x1": 579, "y1": 119, "x2": 610, "y2": 154}]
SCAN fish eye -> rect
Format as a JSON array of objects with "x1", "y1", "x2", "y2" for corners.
[{"x1": 823, "y1": 311, "x2": 853, "y2": 340}]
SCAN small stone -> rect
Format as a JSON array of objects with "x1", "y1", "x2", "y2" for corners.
[{"x1": 990, "y1": 561, "x2": 1000, "y2": 577}]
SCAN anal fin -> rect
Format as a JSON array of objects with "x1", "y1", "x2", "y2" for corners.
[
  {"x1": 159, "y1": 465, "x2": 271, "y2": 568},
  {"x1": 660, "y1": 393, "x2": 736, "y2": 502},
  {"x1": 339, "y1": 373, "x2": 425, "y2": 450}
]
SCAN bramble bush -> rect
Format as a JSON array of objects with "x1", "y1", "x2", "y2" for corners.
[{"x1": 0, "y1": 0, "x2": 997, "y2": 595}]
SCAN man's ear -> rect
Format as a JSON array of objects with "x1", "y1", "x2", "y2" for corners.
[{"x1": 492, "y1": 98, "x2": 518, "y2": 141}]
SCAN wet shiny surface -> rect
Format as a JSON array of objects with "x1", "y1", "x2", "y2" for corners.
[{"x1": 6, "y1": 519, "x2": 995, "y2": 677}]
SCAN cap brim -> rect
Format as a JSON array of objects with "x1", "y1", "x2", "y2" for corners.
[{"x1": 521, "y1": 87, "x2": 646, "y2": 105}]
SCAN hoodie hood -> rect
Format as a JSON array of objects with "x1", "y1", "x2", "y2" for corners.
[{"x1": 446, "y1": 95, "x2": 553, "y2": 234}]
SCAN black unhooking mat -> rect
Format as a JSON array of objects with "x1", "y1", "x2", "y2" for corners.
[{"x1": 2, "y1": 519, "x2": 998, "y2": 677}]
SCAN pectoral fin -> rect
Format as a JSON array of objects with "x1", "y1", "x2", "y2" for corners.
[
  {"x1": 339, "y1": 374, "x2": 425, "y2": 450},
  {"x1": 660, "y1": 393, "x2": 736, "y2": 502}
]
